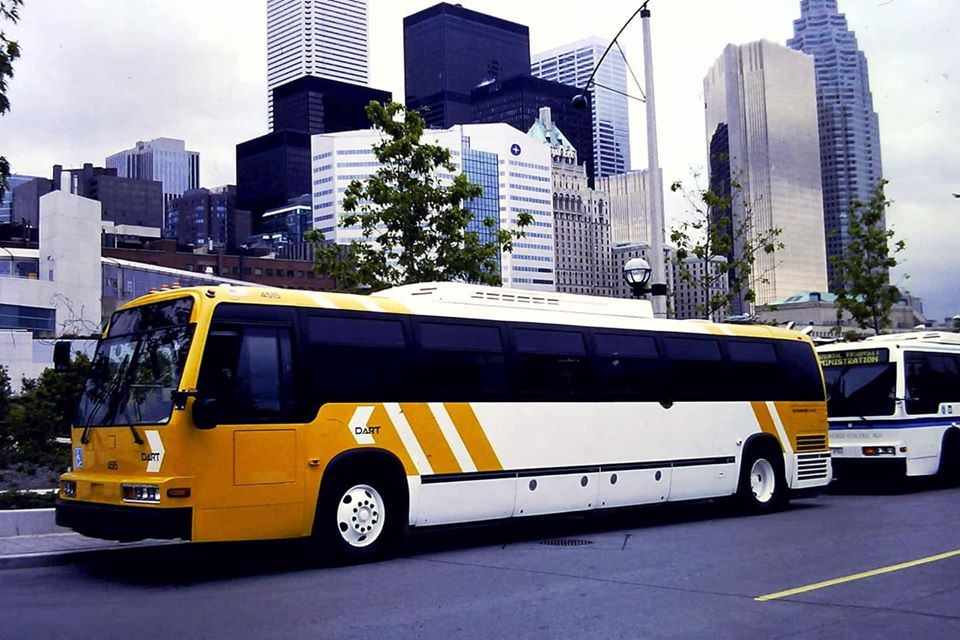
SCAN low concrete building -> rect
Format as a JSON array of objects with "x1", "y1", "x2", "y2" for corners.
[{"x1": 755, "y1": 291, "x2": 925, "y2": 340}]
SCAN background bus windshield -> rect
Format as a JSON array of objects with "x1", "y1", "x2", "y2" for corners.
[{"x1": 823, "y1": 350, "x2": 895, "y2": 418}]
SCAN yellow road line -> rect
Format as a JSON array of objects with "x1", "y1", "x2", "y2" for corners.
[{"x1": 756, "y1": 549, "x2": 960, "y2": 601}]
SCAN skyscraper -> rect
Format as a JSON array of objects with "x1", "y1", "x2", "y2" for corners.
[
  {"x1": 267, "y1": 0, "x2": 369, "y2": 126},
  {"x1": 532, "y1": 37, "x2": 631, "y2": 178},
  {"x1": 403, "y1": 3, "x2": 531, "y2": 129},
  {"x1": 788, "y1": 0, "x2": 883, "y2": 290},
  {"x1": 272, "y1": 76, "x2": 391, "y2": 135},
  {"x1": 704, "y1": 40, "x2": 828, "y2": 311},
  {"x1": 105, "y1": 138, "x2": 200, "y2": 209}
]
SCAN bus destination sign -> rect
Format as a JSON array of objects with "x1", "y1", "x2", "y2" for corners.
[{"x1": 820, "y1": 349, "x2": 888, "y2": 367}]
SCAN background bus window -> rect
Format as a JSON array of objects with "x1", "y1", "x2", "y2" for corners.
[
  {"x1": 198, "y1": 326, "x2": 296, "y2": 422},
  {"x1": 592, "y1": 332, "x2": 661, "y2": 401},
  {"x1": 511, "y1": 327, "x2": 590, "y2": 399},
  {"x1": 307, "y1": 314, "x2": 409, "y2": 402},
  {"x1": 905, "y1": 352, "x2": 960, "y2": 415},
  {"x1": 415, "y1": 321, "x2": 506, "y2": 401}
]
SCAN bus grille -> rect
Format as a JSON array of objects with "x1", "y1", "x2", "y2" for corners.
[
  {"x1": 795, "y1": 434, "x2": 827, "y2": 452},
  {"x1": 796, "y1": 452, "x2": 830, "y2": 481}
]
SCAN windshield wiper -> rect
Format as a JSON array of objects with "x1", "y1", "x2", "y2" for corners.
[{"x1": 80, "y1": 354, "x2": 130, "y2": 444}]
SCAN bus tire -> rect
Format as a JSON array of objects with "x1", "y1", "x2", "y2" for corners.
[
  {"x1": 736, "y1": 441, "x2": 786, "y2": 514},
  {"x1": 313, "y1": 462, "x2": 406, "y2": 563},
  {"x1": 937, "y1": 429, "x2": 960, "y2": 488}
]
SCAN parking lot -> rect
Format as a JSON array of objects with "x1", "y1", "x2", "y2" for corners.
[{"x1": 3, "y1": 481, "x2": 959, "y2": 639}]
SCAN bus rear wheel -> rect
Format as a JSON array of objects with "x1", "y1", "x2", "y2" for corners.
[
  {"x1": 313, "y1": 466, "x2": 404, "y2": 563},
  {"x1": 737, "y1": 444, "x2": 786, "y2": 514}
]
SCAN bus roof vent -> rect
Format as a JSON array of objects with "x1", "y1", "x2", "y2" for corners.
[
  {"x1": 374, "y1": 282, "x2": 654, "y2": 318},
  {"x1": 865, "y1": 331, "x2": 960, "y2": 345}
]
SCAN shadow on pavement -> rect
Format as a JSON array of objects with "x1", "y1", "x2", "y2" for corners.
[
  {"x1": 828, "y1": 473, "x2": 946, "y2": 496},
  {"x1": 68, "y1": 497, "x2": 819, "y2": 587}
]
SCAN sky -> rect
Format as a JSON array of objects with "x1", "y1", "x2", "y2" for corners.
[{"x1": 1, "y1": 0, "x2": 957, "y2": 319}]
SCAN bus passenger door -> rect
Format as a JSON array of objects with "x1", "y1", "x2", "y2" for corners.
[{"x1": 191, "y1": 318, "x2": 306, "y2": 542}]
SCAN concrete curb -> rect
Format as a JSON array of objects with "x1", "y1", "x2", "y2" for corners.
[
  {"x1": 0, "y1": 540, "x2": 181, "y2": 570},
  {"x1": 0, "y1": 508, "x2": 66, "y2": 537}
]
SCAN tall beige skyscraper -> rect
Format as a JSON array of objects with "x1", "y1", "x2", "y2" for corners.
[
  {"x1": 267, "y1": 0, "x2": 369, "y2": 126},
  {"x1": 703, "y1": 40, "x2": 827, "y2": 312}
]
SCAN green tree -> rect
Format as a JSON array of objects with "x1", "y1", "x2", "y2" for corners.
[
  {"x1": 832, "y1": 180, "x2": 906, "y2": 335},
  {"x1": 669, "y1": 176, "x2": 783, "y2": 320},
  {"x1": 307, "y1": 101, "x2": 532, "y2": 292},
  {"x1": 0, "y1": 0, "x2": 23, "y2": 202},
  {"x1": 0, "y1": 354, "x2": 90, "y2": 469}
]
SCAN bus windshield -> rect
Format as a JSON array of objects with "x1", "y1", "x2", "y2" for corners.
[
  {"x1": 76, "y1": 298, "x2": 195, "y2": 427},
  {"x1": 821, "y1": 348, "x2": 895, "y2": 418}
]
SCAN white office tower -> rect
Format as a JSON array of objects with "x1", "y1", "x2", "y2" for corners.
[
  {"x1": 105, "y1": 138, "x2": 200, "y2": 207},
  {"x1": 311, "y1": 123, "x2": 556, "y2": 291},
  {"x1": 532, "y1": 37, "x2": 631, "y2": 178},
  {"x1": 596, "y1": 170, "x2": 656, "y2": 245},
  {"x1": 703, "y1": 41, "x2": 828, "y2": 310},
  {"x1": 267, "y1": 0, "x2": 369, "y2": 126}
]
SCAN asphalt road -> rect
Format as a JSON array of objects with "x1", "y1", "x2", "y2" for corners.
[{"x1": 3, "y1": 481, "x2": 959, "y2": 640}]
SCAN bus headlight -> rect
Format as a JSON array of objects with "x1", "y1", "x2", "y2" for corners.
[
  {"x1": 862, "y1": 446, "x2": 896, "y2": 456},
  {"x1": 61, "y1": 480, "x2": 77, "y2": 498},
  {"x1": 121, "y1": 484, "x2": 160, "y2": 503}
]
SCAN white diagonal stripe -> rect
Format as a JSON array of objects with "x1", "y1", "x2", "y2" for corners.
[
  {"x1": 145, "y1": 430, "x2": 165, "y2": 473},
  {"x1": 766, "y1": 401, "x2": 794, "y2": 454},
  {"x1": 348, "y1": 406, "x2": 376, "y2": 445},
  {"x1": 384, "y1": 403, "x2": 433, "y2": 475},
  {"x1": 428, "y1": 402, "x2": 477, "y2": 473}
]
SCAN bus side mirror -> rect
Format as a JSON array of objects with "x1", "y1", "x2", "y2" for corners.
[{"x1": 193, "y1": 397, "x2": 219, "y2": 430}]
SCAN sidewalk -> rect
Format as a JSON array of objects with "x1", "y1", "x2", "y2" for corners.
[{"x1": 0, "y1": 532, "x2": 177, "y2": 570}]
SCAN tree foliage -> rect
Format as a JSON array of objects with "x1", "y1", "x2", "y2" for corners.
[
  {"x1": 669, "y1": 176, "x2": 783, "y2": 320},
  {"x1": 0, "y1": 0, "x2": 23, "y2": 203},
  {"x1": 0, "y1": 354, "x2": 90, "y2": 470},
  {"x1": 832, "y1": 180, "x2": 905, "y2": 335},
  {"x1": 307, "y1": 101, "x2": 532, "y2": 292}
]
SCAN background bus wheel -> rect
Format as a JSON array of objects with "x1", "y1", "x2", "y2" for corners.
[
  {"x1": 314, "y1": 466, "x2": 404, "y2": 563},
  {"x1": 937, "y1": 430, "x2": 960, "y2": 488},
  {"x1": 737, "y1": 444, "x2": 786, "y2": 514}
]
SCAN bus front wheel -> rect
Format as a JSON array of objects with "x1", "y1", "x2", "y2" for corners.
[
  {"x1": 737, "y1": 443, "x2": 786, "y2": 514},
  {"x1": 313, "y1": 465, "x2": 405, "y2": 563}
]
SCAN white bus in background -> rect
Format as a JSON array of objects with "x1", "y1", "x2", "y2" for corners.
[{"x1": 818, "y1": 332, "x2": 960, "y2": 482}]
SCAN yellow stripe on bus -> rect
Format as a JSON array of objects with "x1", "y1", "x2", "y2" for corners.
[
  {"x1": 367, "y1": 404, "x2": 419, "y2": 475},
  {"x1": 400, "y1": 403, "x2": 462, "y2": 475},
  {"x1": 372, "y1": 299, "x2": 410, "y2": 314},
  {"x1": 444, "y1": 403, "x2": 503, "y2": 472},
  {"x1": 750, "y1": 401, "x2": 782, "y2": 448},
  {"x1": 324, "y1": 293, "x2": 369, "y2": 311}
]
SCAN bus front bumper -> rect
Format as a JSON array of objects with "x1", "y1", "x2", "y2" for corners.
[{"x1": 55, "y1": 499, "x2": 192, "y2": 542}]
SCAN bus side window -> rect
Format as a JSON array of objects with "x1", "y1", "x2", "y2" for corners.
[
  {"x1": 592, "y1": 332, "x2": 661, "y2": 401},
  {"x1": 662, "y1": 336, "x2": 725, "y2": 401},
  {"x1": 905, "y1": 352, "x2": 960, "y2": 415},
  {"x1": 197, "y1": 325, "x2": 296, "y2": 422},
  {"x1": 510, "y1": 327, "x2": 591, "y2": 399},
  {"x1": 415, "y1": 321, "x2": 506, "y2": 401},
  {"x1": 727, "y1": 340, "x2": 781, "y2": 401},
  {"x1": 776, "y1": 341, "x2": 826, "y2": 402},
  {"x1": 307, "y1": 314, "x2": 409, "y2": 403}
]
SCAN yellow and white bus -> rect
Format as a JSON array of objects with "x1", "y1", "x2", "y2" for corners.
[
  {"x1": 819, "y1": 332, "x2": 960, "y2": 482},
  {"x1": 57, "y1": 282, "x2": 830, "y2": 560}
]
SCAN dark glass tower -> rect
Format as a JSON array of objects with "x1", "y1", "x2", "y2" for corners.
[
  {"x1": 272, "y1": 76, "x2": 392, "y2": 134},
  {"x1": 470, "y1": 75, "x2": 594, "y2": 185},
  {"x1": 403, "y1": 2, "x2": 530, "y2": 128},
  {"x1": 788, "y1": 0, "x2": 884, "y2": 290}
]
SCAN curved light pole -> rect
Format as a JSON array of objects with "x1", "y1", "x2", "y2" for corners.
[{"x1": 572, "y1": 1, "x2": 667, "y2": 318}]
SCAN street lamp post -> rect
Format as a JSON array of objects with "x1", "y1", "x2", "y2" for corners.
[
  {"x1": 571, "y1": 2, "x2": 668, "y2": 317},
  {"x1": 623, "y1": 256, "x2": 652, "y2": 299},
  {"x1": 640, "y1": 5, "x2": 668, "y2": 319}
]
